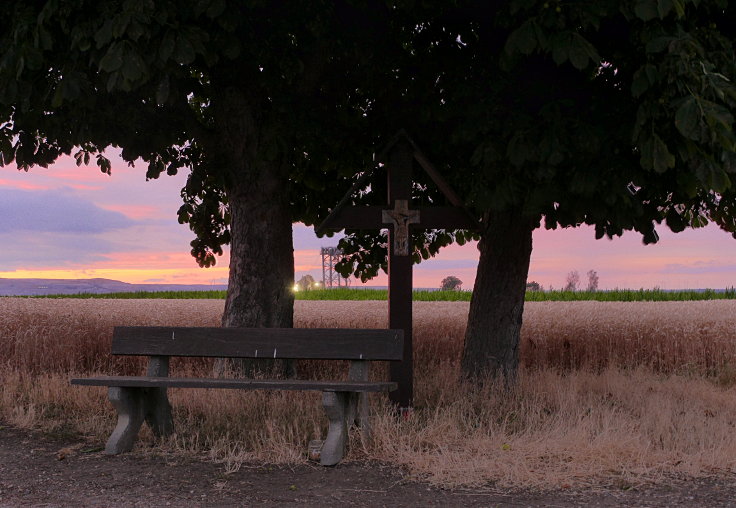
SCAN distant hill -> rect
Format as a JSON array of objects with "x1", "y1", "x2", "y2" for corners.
[{"x1": 0, "y1": 278, "x2": 228, "y2": 296}]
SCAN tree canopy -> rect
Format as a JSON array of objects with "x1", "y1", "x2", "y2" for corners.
[
  {"x1": 0, "y1": 0, "x2": 379, "y2": 264},
  {"x1": 333, "y1": 0, "x2": 736, "y2": 280},
  {"x1": 440, "y1": 275, "x2": 463, "y2": 291},
  {"x1": 320, "y1": 0, "x2": 736, "y2": 379}
]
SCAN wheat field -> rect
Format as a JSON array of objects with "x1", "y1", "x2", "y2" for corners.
[{"x1": 2, "y1": 298, "x2": 736, "y2": 488}]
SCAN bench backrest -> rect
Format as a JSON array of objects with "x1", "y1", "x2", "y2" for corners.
[{"x1": 112, "y1": 326, "x2": 403, "y2": 361}]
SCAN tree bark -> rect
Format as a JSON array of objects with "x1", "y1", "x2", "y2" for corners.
[
  {"x1": 210, "y1": 81, "x2": 295, "y2": 376},
  {"x1": 222, "y1": 164, "x2": 294, "y2": 331},
  {"x1": 461, "y1": 210, "x2": 537, "y2": 383}
]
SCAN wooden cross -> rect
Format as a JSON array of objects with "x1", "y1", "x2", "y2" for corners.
[
  {"x1": 317, "y1": 130, "x2": 477, "y2": 409},
  {"x1": 382, "y1": 200, "x2": 420, "y2": 256}
]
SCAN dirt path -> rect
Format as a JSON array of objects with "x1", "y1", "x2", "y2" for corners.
[{"x1": 2, "y1": 424, "x2": 736, "y2": 507}]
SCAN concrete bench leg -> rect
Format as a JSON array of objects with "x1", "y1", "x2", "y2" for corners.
[
  {"x1": 143, "y1": 388, "x2": 174, "y2": 438},
  {"x1": 346, "y1": 393, "x2": 370, "y2": 440},
  {"x1": 321, "y1": 391, "x2": 349, "y2": 466},
  {"x1": 106, "y1": 387, "x2": 145, "y2": 455},
  {"x1": 106, "y1": 386, "x2": 174, "y2": 454},
  {"x1": 142, "y1": 355, "x2": 174, "y2": 438},
  {"x1": 347, "y1": 360, "x2": 370, "y2": 439}
]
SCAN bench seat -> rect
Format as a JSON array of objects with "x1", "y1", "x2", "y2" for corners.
[{"x1": 72, "y1": 376, "x2": 397, "y2": 392}]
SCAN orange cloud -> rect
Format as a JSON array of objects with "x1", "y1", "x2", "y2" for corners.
[
  {"x1": 0, "y1": 266, "x2": 229, "y2": 285},
  {"x1": 0, "y1": 178, "x2": 49, "y2": 190}
]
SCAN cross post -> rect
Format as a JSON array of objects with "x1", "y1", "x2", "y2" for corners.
[
  {"x1": 315, "y1": 130, "x2": 477, "y2": 411},
  {"x1": 386, "y1": 138, "x2": 415, "y2": 408}
]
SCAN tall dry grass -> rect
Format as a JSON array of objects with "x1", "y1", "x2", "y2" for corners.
[{"x1": 2, "y1": 298, "x2": 736, "y2": 488}]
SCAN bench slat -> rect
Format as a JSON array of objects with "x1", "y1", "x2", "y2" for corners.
[
  {"x1": 71, "y1": 376, "x2": 398, "y2": 393},
  {"x1": 111, "y1": 327, "x2": 403, "y2": 361}
]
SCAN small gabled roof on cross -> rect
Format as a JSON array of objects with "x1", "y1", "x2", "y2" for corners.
[
  {"x1": 316, "y1": 130, "x2": 478, "y2": 235},
  {"x1": 377, "y1": 129, "x2": 465, "y2": 207}
]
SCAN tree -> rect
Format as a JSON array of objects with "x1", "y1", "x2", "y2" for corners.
[
  {"x1": 329, "y1": 1, "x2": 736, "y2": 382},
  {"x1": 296, "y1": 275, "x2": 316, "y2": 292},
  {"x1": 4, "y1": 1, "x2": 736, "y2": 387},
  {"x1": 0, "y1": 1, "x2": 381, "y2": 361},
  {"x1": 587, "y1": 270, "x2": 600, "y2": 292},
  {"x1": 526, "y1": 281, "x2": 541, "y2": 292},
  {"x1": 564, "y1": 271, "x2": 581, "y2": 292},
  {"x1": 440, "y1": 276, "x2": 463, "y2": 291}
]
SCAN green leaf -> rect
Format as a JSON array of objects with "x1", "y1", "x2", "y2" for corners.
[
  {"x1": 174, "y1": 35, "x2": 196, "y2": 65},
  {"x1": 675, "y1": 96, "x2": 701, "y2": 140},
  {"x1": 651, "y1": 134, "x2": 675, "y2": 173},
  {"x1": 657, "y1": 0, "x2": 673, "y2": 18},
  {"x1": 569, "y1": 33, "x2": 600, "y2": 70},
  {"x1": 548, "y1": 151, "x2": 564, "y2": 165},
  {"x1": 112, "y1": 14, "x2": 130, "y2": 39},
  {"x1": 635, "y1": 0, "x2": 659, "y2": 20},
  {"x1": 99, "y1": 42, "x2": 124, "y2": 72},
  {"x1": 106, "y1": 70, "x2": 119, "y2": 92},
  {"x1": 159, "y1": 30, "x2": 176, "y2": 62},
  {"x1": 642, "y1": 228, "x2": 659, "y2": 244},
  {"x1": 640, "y1": 134, "x2": 675, "y2": 172},
  {"x1": 507, "y1": 134, "x2": 532, "y2": 166},
  {"x1": 24, "y1": 47, "x2": 43, "y2": 71},
  {"x1": 36, "y1": 26, "x2": 53, "y2": 51},
  {"x1": 509, "y1": 0, "x2": 536, "y2": 15},
  {"x1": 505, "y1": 19, "x2": 538, "y2": 56},
  {"x1": 632, "y1": 67, "x2": 649, "y2": 97},
  {"x1": 120, "y1": 49, "x2": 145, "y2": 82},
  {"x1": 645, "y1": 64, "x2": 658, "y2": 85},
  {"x1": 702, "y1": 100, "x2": 734, "y2": 132},
  {"x1": 222, "y1": 34, "x2": 241, "y2": 60},
  {"x1": 97, "y1": 155, "x2": 112, "y2": 175},
  {"x1": 127, "y1": 21, "x2": 145, "y2": 42},
  {"x1": 94, "y1": 20, "x2": 113, "y2": 48},
  {"x1": 156, "y1": 75, "x2": 170, "y2": 106},
  {"x1": 568, "y1": 44, "x2": 588, "y2": 70},
  {"x1": 645, "y1": 36, "x2": 675, "y2": 54},
  {"x1": 206, "y1": 0, "x2": 227, "y2": 18},
  {"x1": 672, "y1": 0, "x2": 686, "y2": 17},
  {"x1": 551, "y1": 34, "x2": 569, "y2": 65},
  {"x1": 711, "y1": 168, "x2": 731, "y2": 193},
  {"x1": 666, "y1": 209, "x2": 686, "y2": 232},
  {"x1": 632, "y1": 64, "x2": 659, "y2": 97},
  {"x1": 676, "y1": 171, "x2": 700, "y2": 198},
  {"x1": 552, "y1": 44, "x2": 569, "y2": 65}
]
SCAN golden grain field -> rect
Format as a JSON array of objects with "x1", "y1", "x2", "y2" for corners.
[{"x1": 2, "y1": 298, "x2": 736, "y2": 488}]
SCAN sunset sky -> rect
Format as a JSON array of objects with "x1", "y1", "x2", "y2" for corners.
[{"x1": 1, "y1": 150, "x2": 734, "y2": 290}]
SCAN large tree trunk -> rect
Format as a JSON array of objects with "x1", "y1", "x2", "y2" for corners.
[
  {"x1": 222, "y1": 165, "x2": 294, "y2": 331},
  {"x1": 210, "y1": 81, "x2": 295, "y2": 376},
  {"x1": 461, "y1": 210, "x2": 537, "y2": 383}
]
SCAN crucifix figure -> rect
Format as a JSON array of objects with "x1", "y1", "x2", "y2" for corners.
[
  {"x1": 316, "y1": 130, "x2": 477, "y2": 409},
  {"x1": 382, "y1": 200, "x2": 420, "y2": 256}
]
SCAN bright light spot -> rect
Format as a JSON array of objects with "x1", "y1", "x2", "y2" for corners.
[{"x1": 292, "y1": 284, "x2": 300, "y2": 292}]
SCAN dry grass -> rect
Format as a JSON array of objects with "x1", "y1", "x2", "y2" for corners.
[{"x1": 2, "y1": 298, "x2": 736, "y2": 488}]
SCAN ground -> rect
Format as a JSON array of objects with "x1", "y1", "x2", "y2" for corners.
[{"x1": 2, "y1": 424, "x2": 736, "y2": 507}]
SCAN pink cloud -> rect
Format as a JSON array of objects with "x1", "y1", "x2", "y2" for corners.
[{"x1": 0, "y1": 178, "x2": 49, "y2": 190}]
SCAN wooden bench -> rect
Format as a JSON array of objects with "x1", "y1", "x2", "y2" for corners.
[{"x1": 71, "y1": 326, "x2": 403, "y2": 466}]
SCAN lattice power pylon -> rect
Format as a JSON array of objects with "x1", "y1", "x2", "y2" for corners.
[{"x1": 321, "y1": 247, "x2": 350, "y2": 288}]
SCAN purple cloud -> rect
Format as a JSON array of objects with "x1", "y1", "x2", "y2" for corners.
[{"x1": 0, "y1": 188, "x2": 134, "y2": 233}]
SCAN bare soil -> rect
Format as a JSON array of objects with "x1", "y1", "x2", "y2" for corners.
[{"x1": 2, "y1": 424, "x2": 736, "y2": 507}]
